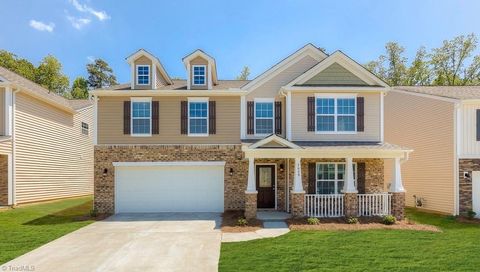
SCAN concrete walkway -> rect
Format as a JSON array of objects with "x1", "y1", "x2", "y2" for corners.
[{"x1": 3, "y1": 213, "x2": 222, "y2": 272}]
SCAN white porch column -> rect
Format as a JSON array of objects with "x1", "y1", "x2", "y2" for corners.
[
  {"x1": 246, "y1": 157, "x2": 256, "y2": 192},
  {"x1": 292, "y1": 157, "x2": 304, "y2": 192},
  {"x1": 389, "y1": 157, "x2": 405, "y2": 192},
  {"x1": 343, "y1": 157, "x2": 357, "y2": 193}
]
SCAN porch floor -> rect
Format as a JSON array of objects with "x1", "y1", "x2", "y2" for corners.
[{"x1": 257, "y1": 211, "x2": 291, "y2": 221}]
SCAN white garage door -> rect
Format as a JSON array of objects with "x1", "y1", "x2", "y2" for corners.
[{"x1": 114, "y1": 162, "x2": 225, "y2": 213}]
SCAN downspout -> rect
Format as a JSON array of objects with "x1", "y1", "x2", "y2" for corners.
[
  {"x1": 11, "y1": 89, "x2": 19, "y2": 206},
  {"x1": 453, "y1": 102, "x2": 461, "y2": 216}
]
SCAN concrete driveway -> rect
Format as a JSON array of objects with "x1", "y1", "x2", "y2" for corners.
[{"x1": 3, "y1": 213, "x2": 222, "y2": 272}]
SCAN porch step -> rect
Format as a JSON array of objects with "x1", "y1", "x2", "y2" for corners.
[{"x1": 257, "y1": 211, "x2": 291, "y2": 221}]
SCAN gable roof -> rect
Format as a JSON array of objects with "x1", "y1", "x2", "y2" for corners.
[
  {"x1": 182, "y1": 49, "x2": 218, "y2": 84},
  {"x1": 0, "y1": 66, "x2": 92, "y2": 112},
  {"x1": 126, "y1": 49, "x2": 173, "y2": 85},
  {"x1": 241, "y1": 43, "x2": 328, "y2": 92},
  {"x1": 246, "y1": 134, "x2": 302, "y2": 149},
  {"x1": 286, "y1": 50, "x2": 389, "y2": 88},
  {"x1": 394, "y1": 86, "x2": 480, "y2": 100}
]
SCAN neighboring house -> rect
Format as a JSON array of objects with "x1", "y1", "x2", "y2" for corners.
[
  {"x1": 92, "y1": 44, "x2": 411, "y2": 219},
  {"x1": 0, "y1": 67, "x2": 94, "y2": 206},
  {"x1": 385, "y1": 86, "x2": 480, "y2": 216}
]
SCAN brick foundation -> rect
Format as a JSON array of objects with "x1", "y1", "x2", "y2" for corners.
[
  {"x1": 391, "y1": 192, "x2": 405, "y2": 220},
  {"x1": 0, "y1": 155, "x2": 8, "y2": 206},
  {"x1": 459, "y1": 159, "x2": 479, "y2": 214},
  {"x1": 244, "y1": 192, "x2": 257, "y2": 219},
  {"x1": 344, "y1": 193, "x2": 358, "y2": 217},
  {"x1": 291, "y1": 192, "x2": 305, "y2": 217},
  {"x1": 94, "y1": 145, "x2": 246, "y2": 214}
]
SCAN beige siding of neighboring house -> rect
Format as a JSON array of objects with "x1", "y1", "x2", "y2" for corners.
[
  {"x1": 245, "y1": 55, "x2": 319, "y2": 139},
  {"x1": 156, "y1": 68, "x2": 168, "y2": 88},
  {"x1": 459, "y1": 103, "x2": 480, "y2": 157},
  {"x1": 384, "y1": 91, "x2": 455, "y2": 214},
  {"x1": 303, "y1": 63, "x2": 368, "y2": 86},
  {"x1": 0, "y1": 139, "x2": 12, "y2": 154},
  {"x1": 190, "y1": 56, "x2": 209, "y2": 90},
  {"x1": 0, "y1": 87, "x2": 5, "y2": 135},
  {"x1": 291, "y1": 92, "x2": 381, "y2": 141},
  {"x1": 133, "y1": 56, "x2": 153, "y2": 90},
  {"x1": 97, "y1": 96, "x2": 240, "y2": 144},
  {"x1": 14, "y1": 92, "x2": 93, "y2": 204}
]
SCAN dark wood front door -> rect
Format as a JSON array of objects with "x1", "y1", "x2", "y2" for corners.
[{"x1": 256, "y1": 165, "x2": 275, "y2": 208}]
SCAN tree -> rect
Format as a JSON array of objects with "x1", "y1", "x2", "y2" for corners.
[
  {"x1": 35, "y1": 55, "x2": 70, "y2": 95},
  {"x1": 87, "y1": 58, "x2": 117, "y2": 89},
  {"x1": 365, "y1": 42, "x2": 407, "y2": 85},
  {"x1": 71, "y1": 76, "x2": 89, "y2": 99},
  {"x1": 405, "y1": 47, "x2": 431, "y2": 85},
  {"x1": 430, "y1": 34, "x2": 479, "y2": 85},
  {"x1": 0, "y1": 50, "x2": 36, "y2": 81},
  {"x1": 236, "y1": 66, "x2": 250, "y2": 80}
]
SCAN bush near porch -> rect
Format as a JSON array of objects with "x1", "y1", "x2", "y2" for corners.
[{"x1": 219, "y1": 208, "x2": 480, "y2": 271}]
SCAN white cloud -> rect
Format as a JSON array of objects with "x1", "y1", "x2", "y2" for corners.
[
  {"x1": 87, "y1": 56, "x2": 95, "y2": 63},
  {"x1": 67, "y1": 16, "x2": 91, "y2": 29},
  {"x1": 69, "y1": 0, "x2": 110, "y2": 21},
  {"x1": 29, "y1": 20, "x2": 55, "y2": 32}
]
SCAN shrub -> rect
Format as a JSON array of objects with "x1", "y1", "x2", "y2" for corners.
[
  {"x1": 307, "y1": 217, "x2": 320, "y2": 225},
  {"x1": 89, "y1": 208, "x2": 98, "y2": 218},
  {"x1": 346, "y1": 216, "x2": 358, "y2": 224},
  {"x1": 237, "y1": 217, "x2": 248, "y2": 226},
  {"x1": 383, "y1": 215, "x2": 396, "y2": 225},
  {"x1": 467, "y1": 210, "x2": 477, "y2": 220}
]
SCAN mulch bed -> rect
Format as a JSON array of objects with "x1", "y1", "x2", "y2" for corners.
[
  {"x1": 221, "y1": 210, "x2": 263, "y2": 233},
  {"x1": 287, "y1": 217, "x2": 441, "y2": 232},
  {"x1": 456, "y1": 216, "x2": 480, "y2": 224}
]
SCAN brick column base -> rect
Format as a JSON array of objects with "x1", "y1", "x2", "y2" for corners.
[
  {"x1": 244, "y1": 192, "x2": 258, "y2": 219},
  {"x1": 344, "y1": 193, "x2": 358, "y2": 218},
  {"x1": 291, "y1": 191, "x2": 305, "y2": 217},
  {"x1": 391, "y1": 192, "x2": 405, "y2": 220}
]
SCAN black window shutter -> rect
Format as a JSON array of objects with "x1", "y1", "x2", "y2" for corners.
[
  {"x1": 307, "y1": 97, "x2": 315, "y2": 131},
  {"x1": 247, "y1": 101, "x2": 254, "y2": 134},
  {"x1": 209, "y1": 101, "x2": 216, "y2": 135},
  {"x1": 308, "y1": 163, "x2": 316, "y2": 194},
  {"x1": 357, "y1": 162, "x2": 366, "y2": 194},
  {"x1": 123, "y1": 101, "x2": 131, "y2": 135},
  {"x1": 477, "y1": 109, "x2": 480, "y2": 141},
  {"x1": 275, "y1": 101, "x2": 282, "y2": 135},
  {"x1": 152, "y1": 101, "x2": 159, "y2": 134},
  {"x1": 180, "y1": 101, "x2": 188, "y2": 134},
  {"x1": 357, "y1": 97, "x2": 365, "y2": 132}
]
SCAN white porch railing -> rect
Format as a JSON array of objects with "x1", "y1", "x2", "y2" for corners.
[
  {"x1": 357, "y1": 193, "x2": 391, "y2": 217},
  {"x1": 305, "y1": 194, "x2": 344, "y2": 218}
]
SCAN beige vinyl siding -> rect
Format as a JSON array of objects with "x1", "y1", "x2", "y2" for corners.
[
  {"x1": 0, "y1": 87, "x2": 5, "y2": 135},
  {"x1": 291, "y1": 92, "x2": 381, "y2": 141},
  {"x1": 156, "y1": 68, "x2": 168, "y2": 88},
  {"x1": 459, "y1": 103, "x2": 480, "y2": 157},
  {"x1": 97, "y1": 96, "x2": 240, "y2": 144},
  {"x1": 302, "y1": 63, "x2": 368, "y2": 86},
  {"x1": 134, "y1": 56, "x2": 153, "y2": 90},
  {"x1": 0, "y1": 139, "x2": 12, "y2": 154},
  {"x1": 384, "y1": 91, "x2": 455, "y2": 214},
  {"x1": 14, "y1": 92, "x2": 93, "y2": 204},
  {"x1": 190, "y1": 56, "x2": 209, "y2": 90}
]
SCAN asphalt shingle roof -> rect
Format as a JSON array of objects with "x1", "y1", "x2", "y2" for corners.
[{"x1": 395, "y1": 86, "x2": 480, "y2": 100}]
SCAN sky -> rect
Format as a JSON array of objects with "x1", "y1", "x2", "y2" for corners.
[{"x1": 1, "y1": 0, "x2": 480, "y2": 84}]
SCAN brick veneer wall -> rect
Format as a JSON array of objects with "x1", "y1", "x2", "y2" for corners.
[
  {"x1": 459, "y1": 159, "x2": 480, "y2": 214},
  {"x1": 0, "y1": 155, "x2": 8, "y2": 205},
  {"x1": 94, "y1": 145, "x2": 246, "y2": 214}
]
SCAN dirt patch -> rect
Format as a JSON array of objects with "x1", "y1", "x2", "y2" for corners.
[
  {"x1": 457, "y1": 217, "x2": 480, "y2": 224},
  {"x1": 221, "y1": 210, "x2": 263, "y2": 233},
  {"x1": 287, "y1": 217, "x2": 441, "y2": 232},
  {"x1": 75, "y1": 213, "x2": 110, "y2": 222}
]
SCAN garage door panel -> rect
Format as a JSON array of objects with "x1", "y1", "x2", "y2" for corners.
[{"x1": 115, "y1": 165, "x2": 224, "y2": 213}]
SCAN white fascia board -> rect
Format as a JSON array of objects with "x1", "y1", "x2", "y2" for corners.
[
  {"x1": 113, "y1": 161, "x2": 226, "y2": 167},
  {"x1": 282, "y1": 86, "x2": 388, "y2": 92},
  {"x1": 91, "y1": 90, "x2": 248, "y2": 96}
]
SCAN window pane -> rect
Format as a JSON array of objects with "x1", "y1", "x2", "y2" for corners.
[
  {"x1": 255, "y1": 102, "x2": 273, "y2": 118},
  {"x1": 189, "y1": 102, "x2": 208, "y2": 117},
  {"x1": 317, "y1": 164, "x2": 336, "y2": 180},
  {"x1": 132, "y1": 102, "x2": 151, "y2": 118},
  {"x1": 255, "y1": 119, "x2": 273, "y2": 134},
  {"x1": 316, "y1": 180, "x2": 335, "y2": 194},
  {"x1": 337, "y1": 164, "x2": 345, "y2": 180},
  {"x1": 259, "y1": 167, "x2": 272, "y2": 188},
  {"x1": 132, "y1": 119, "x2": 150, "y2": 134},
  {"x1": 316, "y1": 98, "x2": 334, "y2": 114},
  {"x1": 193, "y1": 66, "x2": 206, "y2": 85},
  {"x1": 337, "y1": 181, "x2": 344, "y2": 194},
  {"x1": 337, "y1": 98, "x2": 355, "y2": 114},
  {"x1": 338, "y1": 116, "x2": 355, "y2": 131},
  {"x1": 189, "y1": 119, "x2": 207, "y2": 134},
  {"x1": 317, "y1": 116, "x2": 335, "y2": 131}
]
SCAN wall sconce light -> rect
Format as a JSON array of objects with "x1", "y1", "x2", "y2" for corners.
[
  {"x1": 229, "y1": 168, "x2": 234, "y2": 176},
  {"x1": 279, "y1": 164, "x2": 285, "y2": 172},
  {"x1": 464, "y1": 172, "x2": 471, "y2": 179},
  {"x1": 103, "y1": 168, "x2": 108, "y2": 177}
]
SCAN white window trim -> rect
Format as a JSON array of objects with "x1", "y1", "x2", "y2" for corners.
[
  {"x1": 81, "y1": 122, "x2": 89, "y2": 136},
  {"x1": 136, "y1": 65, "x2": 150, "y2": 86},
  {"x1": 130, "y1": 97, "x2": 152, "y2": 137},
  {"x1": 187, "y1": 97, "x2": 209, "y2": 137},
  {"x1": 254, "y1": 98, "x2": 275, "y2": 137},
  {"x1": 315, "y1": 162, "x2": 357, "y2": 194},
  {"x1": 315, "y1": 93, "x2": 357, "y2": 135},
  {"x1": 192, "y1": 65, "x2": 207, "y2": 86}
]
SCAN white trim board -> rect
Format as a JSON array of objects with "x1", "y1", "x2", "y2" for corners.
[{"x1": 113, "y1": 161, "x2": 226, "y2": 167}]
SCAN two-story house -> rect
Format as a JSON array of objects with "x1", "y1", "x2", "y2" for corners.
[{"x1": 92, "y1": 44, "x2": 411, "y2": 220}]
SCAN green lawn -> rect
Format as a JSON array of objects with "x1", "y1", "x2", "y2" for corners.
[
  {"x1": 220, "y1": 209, "x2": 480, "y2": 272},
  {"x1": 0, "y1": 196, "x2": 94, "y2": 264}
]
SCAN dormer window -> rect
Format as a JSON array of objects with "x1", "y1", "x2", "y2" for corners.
[
  {"x1": 192, "y1": 65, "x2": 206, "y2": 86},
  {"x1": 136, "y1": 65, "x2": 150, "y2": 85}
]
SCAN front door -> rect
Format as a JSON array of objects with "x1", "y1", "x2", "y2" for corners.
[{"x1": 256, "y1": 165, "x2": 275, "y2": 208}]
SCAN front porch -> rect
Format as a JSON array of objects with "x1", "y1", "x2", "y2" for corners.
[{"x1": 242, "y1": 135, "x2": 411, "y2": 220}]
